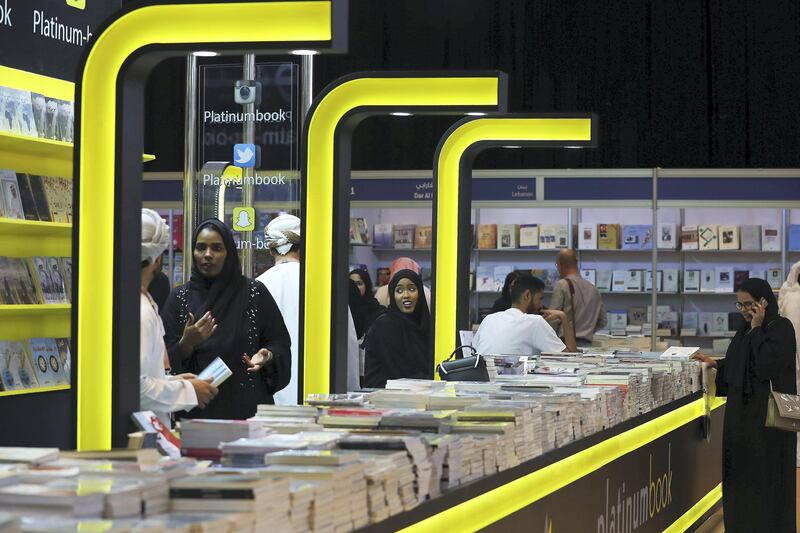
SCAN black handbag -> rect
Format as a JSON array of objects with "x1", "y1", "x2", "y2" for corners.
[{"x1": 436, "y1": 345, "x2": 490, "y2": 382}]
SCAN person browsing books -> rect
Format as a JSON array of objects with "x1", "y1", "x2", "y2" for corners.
[
  {"x1": 162, "y1": 218, "x2": 291, "y2": 419},
  {"x1": 139, "y1": 209, "x2": 217, "y2": 425},
  {"x1": 549, "y1": 249, "x2": 607, "y2": 345},
  {"x1": 473, "y1": 274, "x2": 578, "y2": 355},
  {"x1": 364, "y1": 269, "x2": 432, "y2": 388},
  {"x1": 693, "y1": 278, "x2": 797, "y2": 532}
]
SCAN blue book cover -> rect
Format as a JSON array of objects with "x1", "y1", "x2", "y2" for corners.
[
  {"x1": 789, "y1": 224, "x2": 800, "y2": 251},
  {"x1": 373, "y1": 223, "x2": 394, "y2": 249},
  {"x1": 622, "y1": 225, "x2": 653, "y2": 250}
]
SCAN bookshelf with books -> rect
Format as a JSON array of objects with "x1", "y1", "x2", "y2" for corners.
[
  {"x1": 345, "y1": 171, "x2": 800, "y2": 350},
  {"x1": 0, "y1": 69, "x2": 77, "y2": 404}
]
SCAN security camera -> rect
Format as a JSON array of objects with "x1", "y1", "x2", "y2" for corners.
[{"x1": 234, "y1": 80, "x2": 262, "y2": 105}]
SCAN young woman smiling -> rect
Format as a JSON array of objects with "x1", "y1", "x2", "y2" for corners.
[{"x1": 363, "y1": 269, "x2": 431, "y2": 388}]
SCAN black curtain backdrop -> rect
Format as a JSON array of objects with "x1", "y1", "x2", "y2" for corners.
[{"x1": 143, "y1": 0, "x2": 800, "y2": 171}]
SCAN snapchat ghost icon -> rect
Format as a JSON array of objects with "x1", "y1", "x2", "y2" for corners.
[{"x1": 233, "y1": 207, "x2": 255, "y2": 232}]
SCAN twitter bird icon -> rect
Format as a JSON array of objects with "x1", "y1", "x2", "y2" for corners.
[{"x1": 233, "y1": 143, "x2": 257, "y2": 168}]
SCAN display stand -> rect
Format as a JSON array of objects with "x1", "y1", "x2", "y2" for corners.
[
  {"x1": 364, "y1": 393, "x2": 724, "y2": 532},
  {"x1": 0, "y1": 65, "x2": 155, "y2": 447}
]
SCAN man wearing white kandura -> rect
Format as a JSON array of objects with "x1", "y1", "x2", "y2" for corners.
[
  {"x1": 256, "y1": 213, "x2": 361, "y2": 403},
  {"x1": 778, "y1": 260, "x2": 800, "y2": 465},
  {"x1": 140, "y1": 209, "x2": 217, "y2": 425}
]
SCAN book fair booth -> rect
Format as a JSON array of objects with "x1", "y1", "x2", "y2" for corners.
[{"x1": 1, "y1": 1, "x2": 800, "y2": 531}]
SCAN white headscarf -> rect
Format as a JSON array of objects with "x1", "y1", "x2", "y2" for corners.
[
  {"x1": 141, "y1": 208, "x2": 170, "y2": 264},
  {"x1": 265, "y1": 214, "x2": 301, "y2": 255}
]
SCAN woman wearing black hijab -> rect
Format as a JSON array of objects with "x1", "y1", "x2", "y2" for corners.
[
  {"x1": 694, "y1": 278, "x2": 797, "y2": 532},
  {"x1": 363, "y1": 269, "x2": 431, "y2": 388},
  {"x1": 348, "y1": 268, "x2": 384, "y2": 338},
  {"x1": 490, "y1": 270, "x2": 521, "y2": 314},
  {"x1": 161, "y1": 219, "x2": 292, "y2": 419}
]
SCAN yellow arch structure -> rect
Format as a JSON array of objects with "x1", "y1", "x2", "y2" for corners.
[
  {"x1": 431, "y1": 115, "x2": 597, "y2": 368},
  {"x1": 75, "y1": 0, "x2": 344, "y2": 450},
  {"x1": 301, "y1": 72, "x2": 507, "y2": 396}
]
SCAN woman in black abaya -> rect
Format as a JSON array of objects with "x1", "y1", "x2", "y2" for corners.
[
  {"x1": 349, "y1": 268, "x2": 384, "y2": 338},
  {"x1": 694, "y1": 278, "x2": 797, "y2": 532},
  {"x1": 161, "y1": 219, "x2": 291, "y2": 419},
  {"x1": 363, "y1": 269, "x2": 431, "y2": 388}
]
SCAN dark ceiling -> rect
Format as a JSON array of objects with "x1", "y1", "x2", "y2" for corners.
[{"x1": 143, "y1": 0, "x2": 800, "y2": 171}]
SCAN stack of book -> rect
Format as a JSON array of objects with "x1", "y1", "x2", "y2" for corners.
[
  {"x1": 219, "y1": 435, "x2": 310, "y2": 467},
  {"x1": 261, "y1": 463, "x2": 367, "y2": 532},
  {"x1": 0, "y1": 483, "x2": 104, "y2": 518},
  {"x1": 179, "y1": 419, "x2": 267, "y2": 459},
  {"x1": 169, "y1": 474, "x2": 291, "y2": 532}
]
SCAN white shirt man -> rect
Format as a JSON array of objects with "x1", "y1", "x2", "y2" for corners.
[
  {"x1": 140, "y1": 291, "x2": 197, "y2": 424},
  {"x1": 139, "y1": 209, "x2": 217, "y2": 425},
  {"x1": 473, "y1": 273, "x2": 576, "y2": 356},
  {"x1": 256, "y1": 214, "x2": 361, "y2": 403}
]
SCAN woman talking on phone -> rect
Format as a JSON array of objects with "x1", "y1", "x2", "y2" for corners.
[{"x1": 693, "y1": 278, "x2": 797, "y2": 532}]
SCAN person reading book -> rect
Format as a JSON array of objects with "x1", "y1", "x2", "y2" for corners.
[
  {"x1": 364, "y1": 269, "x2": 432, "y2": 388},
  {"x1": 139, "y1": 209, "x2": 217, "y2": 425},
  {"x1": 473, "y1": 273, "x2": 578, "y2": 355},
  {"x1": 549, "y1": 249, "x2": 607, "y2": 345},
  {"x1": 162, "y1": 218, "x2": 291, "y2": 419}
]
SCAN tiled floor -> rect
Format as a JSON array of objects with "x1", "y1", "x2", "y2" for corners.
[{"x1": 694, "y1": 469, "x2": 800, "y2": 532}]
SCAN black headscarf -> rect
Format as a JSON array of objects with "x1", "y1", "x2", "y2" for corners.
[
  {"x1": 348, "y1": 279, "x2": 366, "y2": 337},
  {"x1": 738, "y1": 277, "x2": 779, "y2": 327},
  {"x1": 350, "y1": 268, "x2": 375, "y2": 297},
  {"x1": 491, "y1": 270, "x2": 521, "y2": 314},
  {"x1": 724, "y1": 277, "x2": 783, "y2": 396},
  {"x1": 386, "y1": 269, "x2": 430, "y2": 334},
  {"x1": 349, "y1": 269, "x2": 383, "y2": 338},
  {"x1": 363, "y1": 269, "x2": 432, "y2": 387},
  {"x1": 189, "y1": 219, "x2": 248, "y2": 352}
]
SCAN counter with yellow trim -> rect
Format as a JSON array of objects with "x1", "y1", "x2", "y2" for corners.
[{"x1": 362, "y1": 393, "x2": 724, "y2": 533}]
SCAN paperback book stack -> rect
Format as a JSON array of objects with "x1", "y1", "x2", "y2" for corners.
[
  {"x1": 265, "y1": 450, "x2": 364, "y2": 531},
  {"x1": 42, "y1": 476, "x2": 161, "y2": 519},
  {"x1": 0, "y1": 483, "x2": 104, "y2": 518},
  {"x1": 287, "y1": 481, "x2": 316, "y2": 532},
  {"x1": 337, "y1": 434, "x2": 432, "y2": 507},
  {"x1": 289, "y1": 480, "x2": 336, "y2": 533},
  {"x1": 460, "y1": 403, "x2": 538, "y2": 463},
  {"x1": 318, "y1": 408, "x2": 384, "y2": 430},
  {"x1": 261, "y1": 463, "x2": 367, "y2": 532},
  {"x1": 179, "y1": 419, "x2": 267, "y2": 459},
  {"x1": 169, "y1": 474, "x2": 291, "y2": 533},
  {"x1": 423, "y1": 434, "x2": 467, "y2": 491},
  {"x1": 378, "y1": 409, "x2": 456, "y2": 433},
  {"x1": 447, "y1": 415, "x2": 519, "y2": 472},
  {"x1": 219, "y1": 435, "x2": 310, "y2": 467},
  {"x1": 355, "y1": 451, "x2": 410, "y2": 520},
  {"x1": 249, "y1": 405, "x2": 321, "y2": 434}
]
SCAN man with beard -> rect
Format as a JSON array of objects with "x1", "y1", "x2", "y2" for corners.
[{"x1": 473, "y1": 274, "x2": 577, "y2": 355}]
